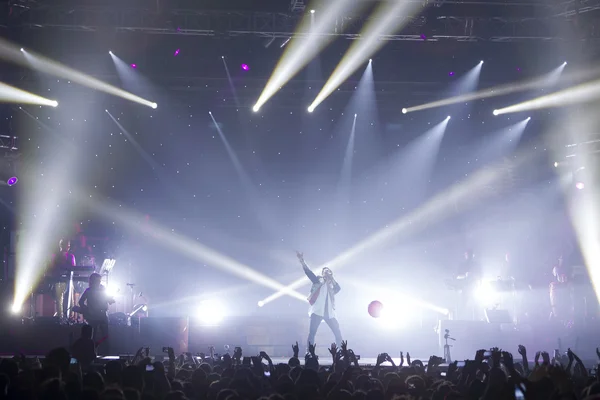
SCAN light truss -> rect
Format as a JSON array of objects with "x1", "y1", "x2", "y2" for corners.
[{"x1": 5, "y1": 5, "x2": 600, "y2": 42}]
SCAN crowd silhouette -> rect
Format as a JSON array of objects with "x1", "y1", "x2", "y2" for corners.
[{"x1": 0, "y1": 330, "x2": 599, "y2": 400}]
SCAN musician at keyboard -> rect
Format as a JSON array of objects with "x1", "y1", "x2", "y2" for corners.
[
  {"x1": 48, "y1": 239, "x2": 76, "y2": 320},
  {"x1": 78, "y1": 273, "x2": 115, "y2": 353}
]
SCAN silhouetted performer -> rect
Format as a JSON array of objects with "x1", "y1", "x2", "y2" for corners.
[{"x1": 296, "y1": 251, "x2": 342, "y2": 351}]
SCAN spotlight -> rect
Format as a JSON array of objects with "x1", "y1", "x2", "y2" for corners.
[
  {"x1": 174, "y1": 49, "x2": 180, "y2": 56},
  {"x1": 151, "y1": 103, "x2": 157, "y2": 109},
  {"x1": 7, "y1": 177, "x2": 18, "y2": 186},
  {"x1": 402, "y1": 108, "x2": 407, "y2": 114},
  {"x1": 257, "y1": 301, "x2": 265, "y2": 307},
  {"x1": 354, "y1": 113, "x2": 357, "y2": 117},
  {"x1": 576, "y1": 182, "x2": 585, "y2": 190},
  {"x1": 563, "y1": 61, "x2": 568, "y2": 65},
  {"x1": 307, "y1": 106, "x2": 314, "y2": 113},
  {"x1": 480, "y1": 60, "x2": 484, "y2": 64},
  {"x1": 241, "y1": 64, "x2": 250, "y2": 71},
  {"x1": 20, "y1": 48, "x2": 24, "y2": 52},
  {"x1": 526, "y1": 117, "x2": 531, "y2": 121},
  {"x1": 221, "y1": 56, "x2": 225, "y2": 59},
  {"x1": 50, "y1": 101, "x2": 58, "y2": 107},
  {"x1": 369, "y1": 58, "x2": 372, "y2": 63},
  {"x1": 109, "y1": 50, "x2": 113, "y2": 55},
  {"x1": 10, "y1": 304, "x2": 20, "y2": 314},
  {"x1": 197, "y1": 300, "x2": 226, "y2": 326},
  {"x1": 446, "y1": 116, "x2": 451, "y2": 120},
  {"x1": 493, "y1": 110, "x2": 499, "y2": 116},
  {"x1": 554, "y1": 162, "x2": 559, "y2": 168},
  {"x1": 310, "y1": 9, "x2": 315, "y2": 13},
  {"x1": 252, "y1": 105, "x2": 260, "y2": 112},
  {"x1": 208, "y1": 111, "x2": 212, "y2": 115}
]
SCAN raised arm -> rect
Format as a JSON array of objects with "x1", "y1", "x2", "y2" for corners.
[{"x1": 297, "y1": 251, "x2": 320, "y2": 284}]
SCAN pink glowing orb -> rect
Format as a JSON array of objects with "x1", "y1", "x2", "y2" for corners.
[
  {"x1": 174, "y1": 49, "x2": 180, "y2": 56},
  {"x1": 241, "y1": 64, "x2": 250, "y2": 71},
  {"x1": 368, "y1": 300, "x2": 384, "y2": 318},
  {"x1": 131, "y1": 64, "x2": 137, "y2": 69},
  {"x1": 576, "y1": 182, "x2": 585, "y2": 190}
]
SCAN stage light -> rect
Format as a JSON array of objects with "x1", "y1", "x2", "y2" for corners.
[
  {"x1": 564, "y1": 61, "x2": 568, "y2": 65},
  {"x1": 310, "y1": 9, "x2": 315, "y2": 13},
  {"x1": 131, "y1": 64, "x2": 137, "y2": 69},
  {"x1": 10, "y1": 303, "x2": 20, "y2": 314},
  {"x1": 105, "y1": 283, "x2": 120, "y2": 298},
  {"x1": 174, "y1": 49, "x2": 180, "y2": 56},
  {"x1": 402, "y1": 108, "x2": 407, "y2": 114},
  {"x1": 197, "y1": 300, "x2": 225, "y2": 326},
  {"x1": 50, "y1": 101, "x2": 58, "y2": 107},
  {"x1": 447, "y1": 116, "x2": 451, "y2": 120},
  {"x1": 109, "y1": 51, "x2": 113, "y2": 55},
  {"x1": 20, "y1": 48, "x2": 24, "y2": 52},
  {"x1": 241, "y1": 64, "x2": 250, "y2": 71},
  {"x1": 354, "y1": 113, "x2": 357, "y2": 117},
  {"x1": 151, "y1": 103, "x2": 157, "y2": 109},
  {"x1": 473, "y1": 281, "x2": 499, "y2": 306},
  {"x1": 7, "y1": 177, "x2": 17, "y2": 186},
  {"x1": 252, "y1": 105, "x2": 260, "y2": 112},
  {"x1": 369, "y1": 58, "x2": 372, "y2": 63},
  {"x1": 221, "y1": 56, "x2": 225, "y2": 59},
  {"x1": 307, "y1": 106, "x2": 314, "y2": 113},
  {"x1": 493, "y1": 110, "x2": 499, "y2": 116},
  {"x1": 480, "y1": 60, "x2": 484, "y2": 64},
  {"x1": 449, "y1": 72, "x2": 455, "y2": 76},
  {"x1": 257, "y1": 300, "x2": 265, "y2": 307},
  {"x1": 576, "y1": 182, "x2": 585, "y2": 190},
  {"x1": 527, "y1": 117, "x2": 531, "y2": 121}
]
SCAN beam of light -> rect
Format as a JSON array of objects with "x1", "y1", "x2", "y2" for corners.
[
  {"x1": 307, "y1": 0, "x2": 423, "y2": 112},
  {"x1": 555, "y1": 111, "x2": 600, "y2": 304},
  {"x1": 340, "y1": 114, "x2": 358, "y2": 188},
  {"x1": 404, "y1": 62, "x2": 587, "y2": 114},
  {"x1": 0, "y1": 82, "x2": 58, "y2": 107},
  {"x1": 252, "y1": 0, "x2": 363, "y2": 112},
  {"x1": 493, "y1": 76, "x2": 600, "y2": 115},
  {"x1": 221, "y1": 57, "x2": 241, "y2": 108},
  {"x1": 345, "y1": 277, "x2": 450, "y2": 316},
  {"x1": 70, "y1": 191, "x2": 306, "y2": 302},
  {"x1": 0, "y1": 40, "x2": 157, "y2": 108},
  {"x1": 259, "y1": 126, "x2": 529, "y2": 307},
  {"x1": 448, "y1": 61, "x2": 483, "y2": 98},
  {"x1": 478, "y1": 118, "x2": 531, "y2": 161}
]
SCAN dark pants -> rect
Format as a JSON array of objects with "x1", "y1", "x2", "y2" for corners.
[
  {"x1": 307, "y1": 313, "x2": 342, "y2": 350},
  {"x1": 88, "y1": 320, "x2": 109, "y2": 355}
]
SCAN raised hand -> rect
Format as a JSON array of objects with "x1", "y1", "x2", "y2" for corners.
[
  {"x1": 447, "y1": 360, "x2": 458, "y2": 379},
  {"x1": 596, "y1": 347, "x2": 600, "y2": 361},
  {"x1": 259, "y1": 351, "x2": 272, "y2": 363},
  {"x1": 292, "y1": 342, "x2": 299, "y2": 358},
  {"x1": 296, "y1": 251, "x2": 304, "y2": 262},
  {"x1": 534, "y1": 351, "x2": 541, "y2": 366},
  {"x1": 308, "y1": 342, "x2": 316, "y2": 356},
  {"x1": 329, "y1": 343, "x2": 338, "y2": 359},
  {"x1": 541, "y1": 351, "x2": 550, "y2": 365},
  {"x1": 376, "y1": 353, "x2": 386, "y2": 366},
  {"x1": 406, "y1": 352, "x2": 411, "y2": 365},
  {"x1": 518, "y1": 345, "x2": 527, "y2": 358},
  {"x1": 341, "y1": 340, "x2": 348, "y2": 357},
  {"x1": 347, "y1": 349, "x2": 358, "y2": 364},
  {"x1": 400, "y1": 352, "x2": 404, "y2": 367}
]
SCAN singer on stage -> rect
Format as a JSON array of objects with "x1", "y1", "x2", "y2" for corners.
[{"x1": 296, "y1": 251, "x2": 343, "y2": 350}]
